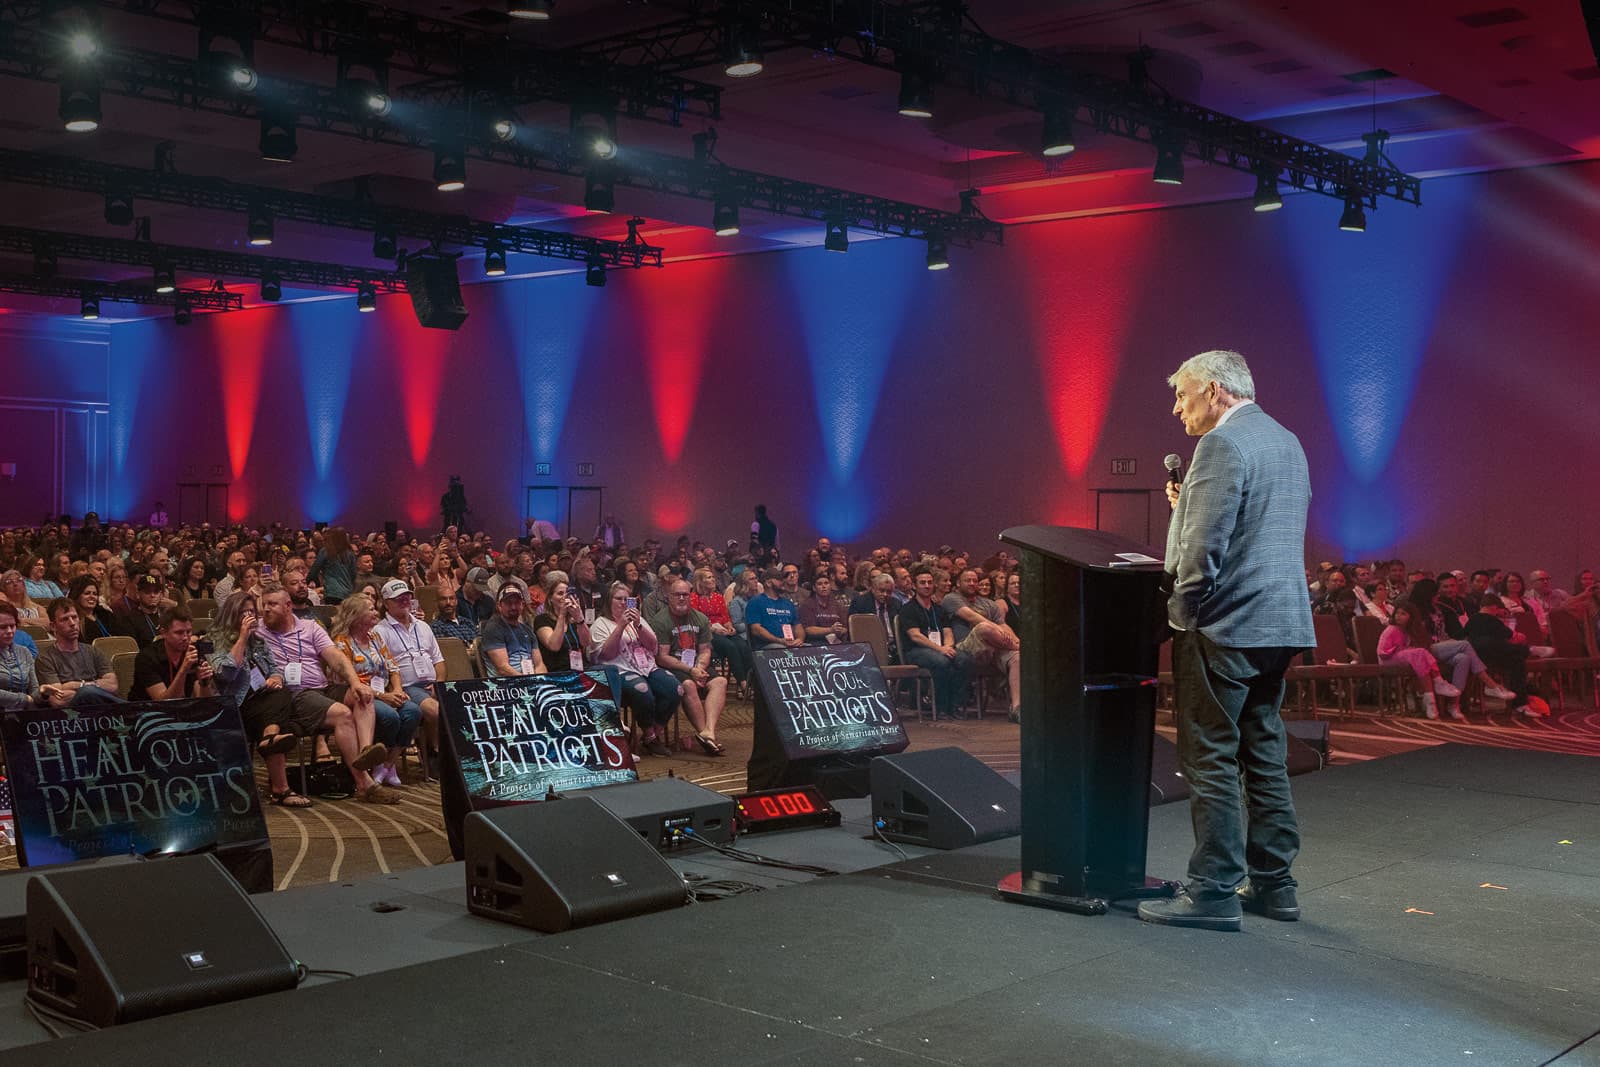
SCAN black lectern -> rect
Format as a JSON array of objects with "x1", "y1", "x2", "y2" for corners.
[{"x1": 996, "y1": 524, "x2": 1180, "y2": 915}]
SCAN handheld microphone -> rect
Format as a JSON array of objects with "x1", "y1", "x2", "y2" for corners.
[{"x1": 1163, "y1": 453, "x2": 1183, "y2": 486}]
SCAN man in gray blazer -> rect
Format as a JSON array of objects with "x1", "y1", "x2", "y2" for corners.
[{"x1": 1138, "y1": 349, "x2": 1314, "y2": 932}]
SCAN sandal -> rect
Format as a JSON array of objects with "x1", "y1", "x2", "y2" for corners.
[
  {"x1": 257, "y1": 732, "x2": 298, "y2": 758},
  {"x1": 694, "y1": 733, "x2": 726, "y2": 757},
  {"x1": 359, "y1": 783, "x2": 402, "y2": 805},
  {"x1": 268, "y1": 789, "x2": 313, "y2": 808}
]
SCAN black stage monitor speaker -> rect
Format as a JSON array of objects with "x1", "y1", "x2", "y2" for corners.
[
  {"x1": 1, "y1": 856, "x2": 139, "y2": 982},
  {"x1": 586, "y1": 776, "x2": 735, "y2": 850},
  {"x1": 406, "y1": 254, "x2": 468, "y2": 330},
  {"x1": 870, "y1": 747, "x2": 1021, "y2": 850},
  {"x1": 1286, "y1": 719, "x2": 1330, "y2": 768},
  {"x1": 26, "y1": 853, "x2": 299, "y2": 1027},
  {"x1": 464, "y1": 796, "x2": 688, "y2": 933}
]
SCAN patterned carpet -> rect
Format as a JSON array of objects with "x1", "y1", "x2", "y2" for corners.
[{"x1": 4, "y1": 695, "x2": 1598, "y2": 889}]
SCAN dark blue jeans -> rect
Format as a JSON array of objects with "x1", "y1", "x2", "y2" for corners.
[
  {"x1": 616, "y1": 668, "x2": 680, "y2": 729},
  {"x1": 1171, "y1": 629, "x2": 1300, "y2": 900},
  {"x1": 903, "y1": 645, "x2": 974, "y2": 716}
]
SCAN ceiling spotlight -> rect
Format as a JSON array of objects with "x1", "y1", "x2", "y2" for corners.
[
  {"x1": 433, "y1": 146, "x2": 467, "y2": 192},
  {"x1": 373, "y1": 222, "x2": 398, "y2": 260},
  {"x1": 1252, "y1": 166, "x2": 1282, "y2": 213},
  {"x1": 67, "y1": 31, "x2": 97, "y2": 60},
  {"x1": 925, "y1": 234, "x2": 949, "y2": 271},
  {"x1": 338, "y1": 53, "x2": 391, "y2": 118},
  {"x1": 153, "y1": 261, "x2": 176, "y2": 294},
  {"x1": 1152, "y1": 138, "x2": 1184, "y2": 185},
  {"x1": 723, "y1": 22, "x2": 764, "y2": 78},
  {"x1": 80, "y1": 293, "x2": 100, "y2": 320},
  {"x1": 897, "y1": 68, "x2": 934, "y2": 119},
  {"x1": 200, "y1": 20, "x2": 258, "y2": 93},
  {"x1": 489, "y1": 112, "x2": 518, "y2": 142},
  {"x1": 58, "y1": 76, "x2": 101, "y2": 133},
  {"x1": 103, "y1": 191, "x2": 134, "y2": 226},
  {"x1": 572, "y1": 107, "x2": 618, "y2": 161},
  {"x1": 260, "y1": 271, "x2": 282, "y2": 302},
  {"x1": 507, "y1": 0, "x2": 554, "y2": 19},
  {"x1": 356, "y1": 282, "x2": 377, "y2": 312},
  {"x1": 173, "y1": 297, "x2": 192, "y2": 326},
  {"x1": 1339, "y1": 195, "x2": 1367, "y2": 233},
  {"x1": 584, "y1": 170, "x2": 615, "y2": 214},
  {"x1": 229, "y1": 65, "x2": 258, "y2": 91},
  {"x1": 247, "y1": 204, "x2": 274, "y2": 246},
  {"x1": 585, "y1": 253, "x2": 606, "y2": 287},
  {"x1": 1041, "y1": 106, "x2": 1075, "y2": 157},
  {"x1": 712, "y1": 195, "x2": 740, "y2": 237},
  {"x1": 259, "y1": 112, "x2": 296, "y2": 162},
  {"x1": 484, "y1": 240, "x2": 507, "y2": 276},
  {"x1": 824, "y1": 218, "x2": 848, "y2": 253}
]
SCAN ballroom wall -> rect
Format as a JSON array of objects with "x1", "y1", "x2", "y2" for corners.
[{"x1": 8, "y1": 158, "x2": 1590, "y2": 575}]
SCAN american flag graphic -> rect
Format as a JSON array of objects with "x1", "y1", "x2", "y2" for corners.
[{"x1": 0, "y1": 775, "x2": 13, "y2": 845}]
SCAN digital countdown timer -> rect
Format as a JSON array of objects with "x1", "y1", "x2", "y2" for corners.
[{"x1": 733, "y1": 786, "x2": 841, "y2": 834}]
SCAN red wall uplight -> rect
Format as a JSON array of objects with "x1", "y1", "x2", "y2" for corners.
[
  {"x1": 219, "y1": 310, "x2": 274, "y2": 481},
  {"x1": 633, "y1": 260, "x2": 727, "y2": 464},
  {"x1": 1018, "y1": 214, "x2": 1154, "y2": 479},
  {"x1": 649, "y1": 482, "x2": 694, "y2": 533},
  {"x1": 391, "y1": 302, "x2": 452, "y2": 468}
]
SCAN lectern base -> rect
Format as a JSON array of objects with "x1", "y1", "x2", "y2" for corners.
[{"x1": 997, "y1": 872, "x2": 1181, "y2": 916}]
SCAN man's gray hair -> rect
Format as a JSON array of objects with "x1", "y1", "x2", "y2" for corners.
[{"x1": 1167, "y1": 349, "x2": 1256, "y2": 401}]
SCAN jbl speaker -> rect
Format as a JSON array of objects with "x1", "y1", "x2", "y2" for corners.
[
  {"x1": 464, "y1": 796, "x2": 688, "y2": 933},
  {"x1": 26, "y1": 853, "x2": 299, "y2": 1027},
  {"x1": 870, "y1": 747, "x2": 1021, "y2": 850},
  {"x1": 406, "y1": 254, "x2": 468, "y2": 330}
]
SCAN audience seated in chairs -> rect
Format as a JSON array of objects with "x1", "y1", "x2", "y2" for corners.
[
  {"x1": 1, "y1": 569, "x2": 45, "y2": 626},
  {"x1": 33, "y1": 598, "x2": 123, "y2": 706},
  {"x1": 255, "y1": 581, "x2": 399, "y2": 805},
  {"x1": 898, "y1": 565, "x2": 973, "y2": 720},
  {"x1": 1377, "y1": 602, "x2": 1461, "y2": 720},
  {"x1": 652, "y1": 578, "x2": 728, "y2": 756},
  {"x1": 207, "y1": 590, "x2": 314, "y2": 808},
  {"x1": 0, "y1": 602, "x2": 45, "y2": 710},
  {"x1": 375, "y1": 579, "x2": 445, "y2": 774},
  {"x1": 850, "y1": 572, "x2": 902, "y2": 664},
  {"x1": 331, "y1": 593, "x2": 424, "y2": 788},
  {"x1": 1465, "y1": 598, "x2": 1539, "y2": 717},
  {"x1": 690, "y1": 566, "x2": 751, "y2": 696},
  {"x1": 943, "y1": 567, "x2": 1022, "y2": 722},
  {"x1": 479, "y1": 581, "x2": 543, "y2": 678},
  {"x1": 113, "y1": 573, "x2": 165, "y2": 644},
  {"x1": 589, "y1": 580, "x2": 679, "y2": 758},
  {"x1": 69, "y1": 573, "x2": 118, "y2": 642},
  {"x1": 129, "y1": 606, "x2": 216, "y2": 701}
]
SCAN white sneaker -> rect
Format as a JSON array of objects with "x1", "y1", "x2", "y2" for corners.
[
  {"x1": 1421, "y1": 694, "x2": 1438, "y2": 720},
  {"x1": 1483, "y1": 684, "x2": 1517, "y2": 701},
  {"x1": 1530, "y1": 646, "x2": 1556, "y2": 659},
  {"x1": 1447, "y1": 706, "x2": 1466, "y2": 722},
  {"x1": 1433, "y1": 678, "x2": 1461, "y2": 698},
  {"x1": 1516, "y1": 705, "x2": 1536, "y2": 718}
]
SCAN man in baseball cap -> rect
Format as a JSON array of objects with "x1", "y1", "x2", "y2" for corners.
[
  {"x1": 375, "y1": 578, "x2": 445, "y2": 778},
  {"x1": 458, "y1": 567, "x2": 493, "y2": 628},
  {"x1": 480, "y1": 579, "x2": 541, "y2": 677},
  {"x1": 114, "y1": 572, "x2": 166, "y2": 642}
]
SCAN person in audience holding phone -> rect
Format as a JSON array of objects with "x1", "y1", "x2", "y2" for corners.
[
  {"x1": 589, "y1": 581, "x2": 679, "y2": 757},
  {"x1": 130, "y1": 605, "x2": 216, "y2": 700},
  {"x1": 534, "y1": 571, "x2": 590, "y2": 674},
  {"x1": 332, "y1": 593, "x2": 423, "y2": 788}
]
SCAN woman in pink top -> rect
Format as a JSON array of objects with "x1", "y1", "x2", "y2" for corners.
[{"x1": 1377, "y1": 601, "x2": 1460, "y2": 721}]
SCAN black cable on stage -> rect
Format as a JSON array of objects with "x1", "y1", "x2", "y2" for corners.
[
  {"x1": 295, "y1": 962, "x2": 357, "y2": 983},
  {"x1": 24, "y1": 993, "x2": 99, "y2": 1039},
  {"x1": 674, "y1": 827, "x2": 840, "y2": 877},
  {"x1": 682, "y1": 872, "x2": 765, "y2": 902},
  {"x1": 871, "y1": 819, "x2": 911, "y2": 861}
]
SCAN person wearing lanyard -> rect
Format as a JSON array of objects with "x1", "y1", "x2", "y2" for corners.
[
  {"x1": 533, "y1": 571, "x2": 590, "y2": 674},
  {"x1": 69, "y1": 575, "x2": 118, "y2": 642},
  {"x1": 897, "y1": 565, "x2": 974, "y2": 719},
  {"x1": 113, "y1": 573, "x2": 164, "y2": 644},
  {"x1": 332, "y1": 594, "x2": 423, "y2": 789},
  {"x1": 0, "y1": 602, "x2": 50, "y2": 710},
  {"x1": 375, "y1": 579, "x2": 446, "y2": 778}
]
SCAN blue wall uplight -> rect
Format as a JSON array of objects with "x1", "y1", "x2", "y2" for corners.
[{"x1": 291, "y1": 300, "x2": 357, "y2": 521}]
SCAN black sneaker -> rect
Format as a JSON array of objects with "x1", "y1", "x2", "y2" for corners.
[
  {"x1": 1136, "y1": 891, "x2": 1242, "y2": 932},
  {"x1": 1237, "y1": 883, "x2": 1301, "y2": 922}
]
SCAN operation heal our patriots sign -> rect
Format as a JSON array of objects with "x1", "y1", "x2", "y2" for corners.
[
  {"x1": 437, "y1": 669, "x2": 636, "y2": 859},
  {"x1": 0, "y1": 699, "x2": 272, "y2": 892},
  {"x1": 747, "y1": 643, "x2": 909, "y2": 795}
]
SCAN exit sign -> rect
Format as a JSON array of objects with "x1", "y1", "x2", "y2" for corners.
[
  {"x1": 1110, "y1": 458, "x2": 1137, "y2": 476},
  {"x1": 576, "y1": 463, "x2": 595, "y2": 477},
  {"x1": 534, "y1": 463, "x2": 551, "y2": 476}
]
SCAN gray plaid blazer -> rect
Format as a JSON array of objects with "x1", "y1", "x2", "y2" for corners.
[{"x1": 1164, "y1": 403, "x2": 1314, "y2": 649}]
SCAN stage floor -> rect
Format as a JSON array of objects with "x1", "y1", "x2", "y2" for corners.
[{"x1": 2, "y1": 743, "x2": 1598, "y2": 1065}]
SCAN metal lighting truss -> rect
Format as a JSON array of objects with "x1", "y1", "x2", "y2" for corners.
[
  {"x1": 0, "y1": 10, "x2": 1001, "y2": 243},
  {"x1": 0, "y1": 149, "x2": 664, "y2": 270},
  {"x1": 567, "y1": 0, "x2": 1423, "y2": 209},
  {"x1": 0, "y1": 223, "x2": 407, "y2": 292},
  {"x1": 0, "y1": 271, "x2": 242, "y2": 312}
]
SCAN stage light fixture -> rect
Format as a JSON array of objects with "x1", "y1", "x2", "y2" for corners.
[
  {"x1": 153, "y1": 261, "x2": 176, "y2": 294},
  {"x1": 80, "y1": 293, "x2": 99, "y2": 320},
  {"x1": 897, "y1": 68, "x2": 934, "y2": 118},
  {"x1": 925, "y1": 234, "x2": 949, "y2": 271},
  {"x1": 723, "y1": 23, "x2": 764, "y2": 78},
  {"x1": 433, "y1": 147, "x2": 467, "y2": 192},
  {"x1": 584, "y1": 170, "x2": 615, "y2": 214},
  {"x1": 1339, "y1": 195, "x2": 1366, "y2": 233},
  {"x1": 484, "y1": 240, "x2": 507, "y2": 276},
  {"x1": 356, "y1": 282, "x2": 377, "y2": 312},
  {"x1": 58, "y1": 77, "x2": 101, "y2": 133},
  {"x1": 712, "y1": 195, "x2": 740, "y2": 237},
  {"x1": 585, "y1": 253, "x2": 606, "y2": 287},
  {"x1": 258, "y1": 113, "x2": 296, "y2": 162},
  {"x1": 199, "y1": 19, "x2": 258, "y2": 93},
  {"x1": 1041, "y1": 106, "x2": 1075, "y2": 157},
  {"x1": 338, "y1": 53, "x2": 392, "y2": 118},
  {"x1": 507, "y1": 0, "x2": 554, "y2": 19},
  {"x1": 490, "y1": 112, "x2": 518, "y2": 142},
  {"x1": 260, "y1": 271, "x2": 282, "y2": 302},
  {"x1": 1252, "y1": 166, "x2": 1282, "y2": 212},
  {"x1": 103, "y1": 191, "x2": 134, "y2": 226},
  {"x1": 67, "y1": 31, "x2": 97, "y2": 60},
  {"x1": 572, "y1": 107, "x2": 619, "y2": 160},
  {"x1": 173, "y1": 297, "x2": 192, "y2": 325},
  {"x1": 824, "y1": 219, "x2": 849, "y2": 253},
  {"x1": 1152, "y1": 138, "x2": 1185, "y2": 185},
  {"x1": 246, "y1": 204, "x2": 274, "y2": 246},
  {"x1": 373, "y1": 223, "x2": 398, "y2": 260}
]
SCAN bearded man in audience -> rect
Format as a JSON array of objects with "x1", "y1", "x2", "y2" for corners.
[
  {"x1": 942, "y1": 567, "x2": 1023, "y2": 722},
  {"x1": 1528, "y1": 570, "x2": 1569, "y2": 615}
]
